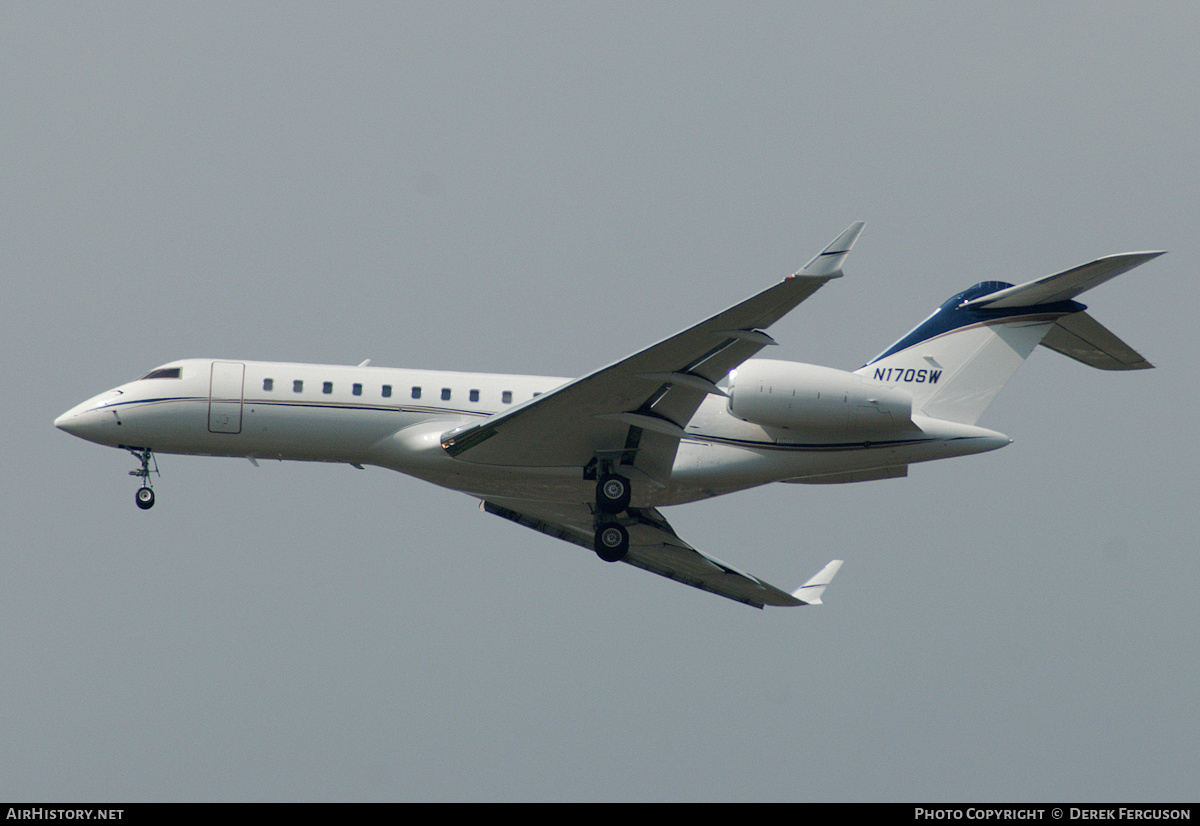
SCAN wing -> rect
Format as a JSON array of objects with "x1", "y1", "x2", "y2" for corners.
[
  {"x1": 482, "y1": 497, "x2": 842, "y2": 609},
  {"x1": 442, "y1": 222, "x2": 865, "y2": 483}
]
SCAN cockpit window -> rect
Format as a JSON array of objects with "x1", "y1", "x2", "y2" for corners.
[{"x1": 140, "y1": 367, "x2": 182, "y2": 380}]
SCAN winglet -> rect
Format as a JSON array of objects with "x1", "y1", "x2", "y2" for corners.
[
  {"x1": 795, "y1": 222, "x2": 866, "y2": 278},
  {"x1": 791, "y1": 559, "x2": 844, "y2": 605}
]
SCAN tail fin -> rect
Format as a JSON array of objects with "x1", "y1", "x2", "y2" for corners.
[{"x1": 855, "y1": 251, "x2": 1163, "y2": 425}]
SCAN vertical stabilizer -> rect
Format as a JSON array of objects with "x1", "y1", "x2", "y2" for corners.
[{"x1": 857, "y1": 288, "x2": 1064, "y2": 424}]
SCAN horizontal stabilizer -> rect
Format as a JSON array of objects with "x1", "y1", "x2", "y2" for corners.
[
  {"x1": 1041, "y1": 311, "x2": 1153, "y2": 370},
  {"x1": 791, "y1": 560, "x2": 843, "y2": 605},
  {"x1": 961, "y1": 251, "x2": 1165, "y2": 309}
]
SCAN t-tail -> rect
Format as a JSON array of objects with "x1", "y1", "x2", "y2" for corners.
[{"x1": 855, "y1": 251, "x2": 1164, "y2": 425}]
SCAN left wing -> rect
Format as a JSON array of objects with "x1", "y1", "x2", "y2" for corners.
[
  {"x1": 482, "y1": 497, "x2": 842, "y2": 609},
  {"x1": 442, "y1": 223, "x2": 865, "y2": 483}
]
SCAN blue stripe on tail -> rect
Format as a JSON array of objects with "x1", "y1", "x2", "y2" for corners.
[{"x1": 866, "y1": 282, "x2": 1086, "y2": 366}]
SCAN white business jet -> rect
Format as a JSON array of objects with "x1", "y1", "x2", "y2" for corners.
[{"x1": 55, "y1": 224, "x2": 1162, "y2": 608}]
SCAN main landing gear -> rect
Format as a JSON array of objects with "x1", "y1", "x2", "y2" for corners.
[
  {"x1": 125, "y1": 447, "x2": 158, "y2": 510},
  {"x1": 592, "y1": 469, "x2": 631, "y2": 562}
]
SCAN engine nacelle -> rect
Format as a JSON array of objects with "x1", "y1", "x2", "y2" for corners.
[{"x1": 728, "y1": 359, "x2": 913, "y2": 432}]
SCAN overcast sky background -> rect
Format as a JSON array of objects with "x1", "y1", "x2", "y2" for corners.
[{"x1": 4, "y1": 3, "x2": 1197, "y2": 802}]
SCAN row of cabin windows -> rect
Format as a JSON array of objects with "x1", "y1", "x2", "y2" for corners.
[{"x1": 260, "y1": 378, "x2": 516, "y2": 405}]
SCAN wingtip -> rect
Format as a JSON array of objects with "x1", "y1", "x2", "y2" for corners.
[
  {"x1": 1114, "y1": 249, "x2": 1166, "y2": 258},
  {"x1": 796, "y1": 223, "x2": 866, "y2": 278},
  {"x1": 791, "y1": 559, "x2": 844, "y2": 605},
  {"x1": 825, "y1": 222, "x2": 866, "y2": 256},
  {"x1": 1096, "y1": 249, "x2": 1167, "y2": 266}
]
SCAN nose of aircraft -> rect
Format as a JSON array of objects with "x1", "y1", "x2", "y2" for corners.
[
  {"x1": 54, "y1": 395, "x2": 121, "y2": 444},
  {"x1": 55, "y1": 403, "x2": 95, "y2": 438},
  {"x1": 54, "y1": 409, "x2": 74, "y2": 433}
]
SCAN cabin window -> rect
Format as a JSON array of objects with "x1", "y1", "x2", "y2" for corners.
[
  {"x1": 323, "y1": 381, "x2": 333, "y2": 394},
  {"x1": 140, "y1": 367, "x2": 182, "y2": 380},
  {"x1": 382, "y1": 385, "x2": 392, "y2": 398},
  {"x1": 352, "y1": 383, "x2": 362, "y2": 396},
  {"x1": 293, "y1": 380, "x2": 303, "y2": 393},
  {"x1": 533, "y1": 392, "x2": 541, "y2": 397},
  {"x1": 410, "y1": 386, "x2": 420, "y2": 399},
  {"x1": 502, "y1": 390, "x2": 513, "y2": 404},
  {"x1": 263, "y1": 378, "x2": 274, "y2": 391},
  {"x1": 469, "y1": 389, "x2": 480, "y2": 402},
  {"x1": 441, "y1": 388, "x2": 451, "y2": 401}
]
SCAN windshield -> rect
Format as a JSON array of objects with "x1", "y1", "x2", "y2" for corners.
[{"x1": 139, "y1": 367, "x2": 182, "y2": 380}]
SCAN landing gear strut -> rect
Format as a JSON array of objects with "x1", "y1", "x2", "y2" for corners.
[{"x1": 125, "y1": 447, "x2": 158, "y2": 510}]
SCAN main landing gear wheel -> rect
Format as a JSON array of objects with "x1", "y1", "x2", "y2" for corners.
[
  {"x1": 135, "y1": 486, "x2": 155, "y2": 510},
  {"x1": 596, "y1": 473, "x2": 631, "y2": 514},
  {"x1": 594, "y1": 522, "x2": 629, "y2": 563}
]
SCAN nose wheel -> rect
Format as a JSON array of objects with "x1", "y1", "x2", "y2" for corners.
[{"x1": 125, "y1": 447, "x2": 159, "y2": 510}]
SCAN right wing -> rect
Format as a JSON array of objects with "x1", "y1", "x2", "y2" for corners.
[
  {"x1": 482, "y1": 497, "x2": 842, "y2": 609},
  {"x1": 442, "y1": 223, "x2": 865, "y2": 484}
]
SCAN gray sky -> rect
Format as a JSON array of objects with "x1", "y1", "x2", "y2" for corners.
[{"x1": 4, "y1": 2, "x2": 1197, "y2": 802}]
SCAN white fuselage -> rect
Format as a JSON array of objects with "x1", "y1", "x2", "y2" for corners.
[{"x1": 55, "y1": 358, "x2": 1011, "y2": 508}]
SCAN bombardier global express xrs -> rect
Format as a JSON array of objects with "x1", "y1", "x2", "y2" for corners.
[{"x1": 55, "y1": 224, "x2": 1163, "y2": 608}]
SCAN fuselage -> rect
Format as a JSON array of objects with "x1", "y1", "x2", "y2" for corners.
[{"x1": 55, "y1": 358, "x2": 1010, "y2": 507}]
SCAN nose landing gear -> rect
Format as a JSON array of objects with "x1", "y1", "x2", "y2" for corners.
[{"x1": 125, "y1": 447, "x2": 158, "y2": 510}]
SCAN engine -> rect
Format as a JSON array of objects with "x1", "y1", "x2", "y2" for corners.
[{"x1": 727, "y1": 359, "x2": 913, "y2": 432}]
